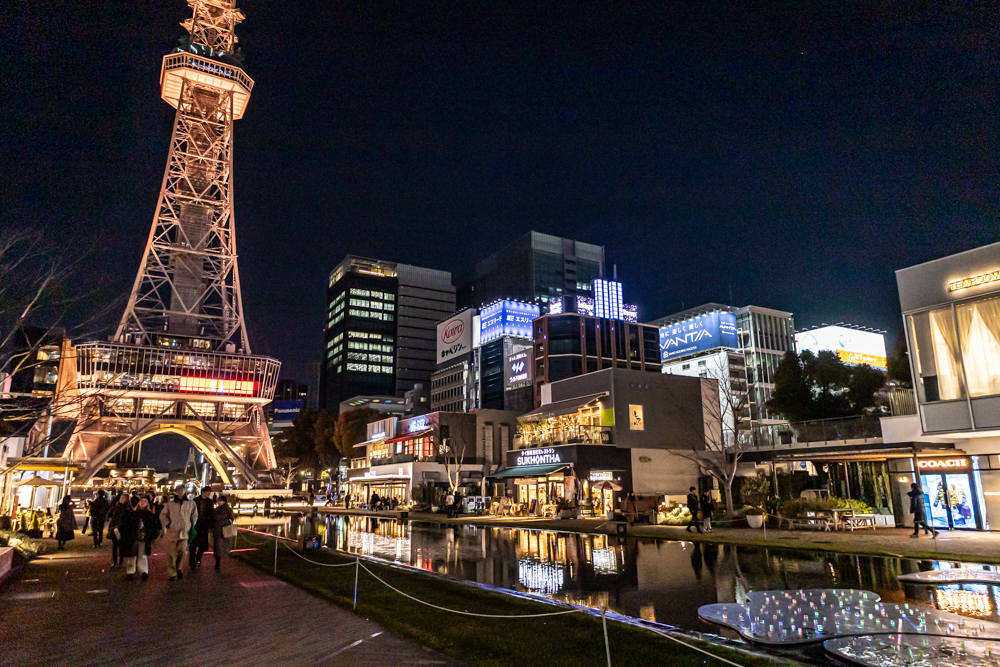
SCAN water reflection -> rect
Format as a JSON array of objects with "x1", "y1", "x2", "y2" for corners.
[{"x1": 237, "y1": 512, "x2": 1000, "y2": 632}]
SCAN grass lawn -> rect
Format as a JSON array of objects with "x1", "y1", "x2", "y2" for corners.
[{"x1": 232, "y1": 535, "x2": 802, "y2": 667}]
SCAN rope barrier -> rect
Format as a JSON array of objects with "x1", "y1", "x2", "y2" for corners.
[
  {"x1": 359, "y1": 563, "x2": 582, "y2": 618},
  {"x1": 644, "y1": 626, "x2": 745, "y2": 667},
  {"x1": 279, "y1": 540, "x2": 358, "y2": 568},
  {"x1": 235, "y1": 531, "x2": 274, "y2": 546}
]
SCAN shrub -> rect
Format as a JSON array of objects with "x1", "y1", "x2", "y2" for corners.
[
  {"x1": 0, "y1": 530, "x2": 41, "y2": 559},
  {"x1": 740, "y1": 475, "x2": 771, "y2": 508}
]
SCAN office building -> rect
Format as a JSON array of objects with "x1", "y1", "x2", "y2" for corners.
[
  {"x1": 274, "y1": 379, "x2": 308, "y2": 402},
  {"x1": 651, "y1": 303, "x2": 794, "y2": 426},
  {"x1": 322, "y1": 256, "x2": 455, "y2": 412},
  {"x1": 532, "y1": 313, "x2": 661, "y2": 406},
  {"x1": 457, "y1": 231, "x2": 604, "y2": 313}
]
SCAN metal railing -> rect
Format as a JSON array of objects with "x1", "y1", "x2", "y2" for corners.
[
  {"x1": 516, "y1": 424, "x2": 612, "y2": 448},
  {"x1": 750, "y1": 415, "x2": 884, "y2": 450},
  {"x1": 163, "y1": 52, "x2": 254, "y2": 92}
]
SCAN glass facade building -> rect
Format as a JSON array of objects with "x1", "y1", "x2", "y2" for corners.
[
  {"x1": 322, "y1": 256, "x2": 455, "y2": 412},
  {"x1": 456, "y1": 231, "x2": 604, "y2": 313}
]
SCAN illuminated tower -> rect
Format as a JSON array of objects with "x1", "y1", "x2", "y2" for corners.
[{"x1": 43, "y1": 1, "x2": 280, "y2": 487}]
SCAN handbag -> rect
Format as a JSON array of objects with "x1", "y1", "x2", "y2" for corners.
[
  {"x1": 187, "y1": 523, "x2": 197, "y2": 545},
  {"x1": 222, "y1": 524, "x2": 237, "y2": 539}
]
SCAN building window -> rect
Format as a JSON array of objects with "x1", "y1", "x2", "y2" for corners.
[
  {"x1": 909, "y1": 307, "x2": 965, "y2": 402},
  {"x1": 956, "y1": 296, "x2": 1000, "y2": 397}
]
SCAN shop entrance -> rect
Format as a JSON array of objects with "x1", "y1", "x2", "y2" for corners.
[{"x1": 920, "y1": 473, "x2": 980, "y2": 530}]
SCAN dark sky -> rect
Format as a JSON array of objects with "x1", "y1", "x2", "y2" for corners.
[{"x1": 3, "y1": 1, "x2": 999, "y2": 383}]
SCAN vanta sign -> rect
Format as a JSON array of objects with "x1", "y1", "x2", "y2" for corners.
[{"x1": 436, "y1": 310, "x2": 474, "y2": 361}]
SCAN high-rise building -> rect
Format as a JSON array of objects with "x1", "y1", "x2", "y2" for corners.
[
  {"x1": 322, "y1": 256, "x2": 455, "y2": 412},
  {"x1": 532, "y1": 313, "x2": 662, "y2": 406},
  {"x1": 651, "y1": 302, "x2": 794, "y2": 425},
  {"x1": 456, "y1": 231, "x2": 604, "y2": 313}
]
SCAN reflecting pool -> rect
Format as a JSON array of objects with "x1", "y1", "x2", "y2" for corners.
[{"x1": 236, "y1": 512, "x2": 1000, "y2": 634}]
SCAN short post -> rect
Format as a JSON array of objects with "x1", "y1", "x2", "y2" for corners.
[
  {"x1": 601, "y1": 605, "x2": 612, "y2": 667},
  {"x1": 763, "y1": 516, "x2": 767, "y2": 541},
  {"x1": 273, "y1": 535, "x2": 278, "y2": 574},
  {"x1": 353, "y1": 558, "x2": 360, "y2": 610}
]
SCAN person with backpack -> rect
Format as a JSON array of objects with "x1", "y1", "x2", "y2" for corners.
[{"x1": 160, "y1": 485, "x2": 197, "y2": 581}]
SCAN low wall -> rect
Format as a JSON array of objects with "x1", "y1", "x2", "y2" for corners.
[{"x1": 0, "y1": 546, "x2": 14, "y2": 585}]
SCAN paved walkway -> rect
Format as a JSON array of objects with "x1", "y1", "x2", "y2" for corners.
[
  {"x1": 0, "y1": 533, "x2": 460, "y2": 667},
  {"x1": 315, "y1": 506, "x2": 1000, "y2": 563}
]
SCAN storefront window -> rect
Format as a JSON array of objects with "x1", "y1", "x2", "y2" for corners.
[
  {"x1": 909, "y1": 307, "x2": 966, "y2": 402},
  {"x1": 369, "y1": 439, "x2": 390, "y2": 460},
  {"x1": 957, "y1": 296, "x2": 1000, "y2": 397}
]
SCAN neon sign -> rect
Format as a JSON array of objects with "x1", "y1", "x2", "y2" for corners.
[
  {"x1": 515, "y1": 447, "x2": 562, "y2": 466},
  {"x1": 179, "y1": 376, "x2": 255, "y2": 396},
  {"x1": 949, "y1": 270, "x2": 1000, "y2": 292}
]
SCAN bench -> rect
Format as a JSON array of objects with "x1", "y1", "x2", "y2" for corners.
[
  {"x1": 843, "y1": 513, "x2": 877, "y2": 531},
  {"x1": 782, "y1": 516, "x2": 833, "y2": 531}
]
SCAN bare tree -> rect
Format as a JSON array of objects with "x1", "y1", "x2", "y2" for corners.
[
  {"x1": 669, "y1": 353, "x2": 752, "y2": 515},
  {"x1": 440, "y1": 433, "x2": 467, "y2": 495},
  {"x1": 0, "y1": 227, "x2": 118, "y2": 465}
]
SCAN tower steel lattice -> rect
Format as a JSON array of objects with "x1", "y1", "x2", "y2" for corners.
[{"x1": 21, "y1": 0, "x2": 281, "y2": 489}]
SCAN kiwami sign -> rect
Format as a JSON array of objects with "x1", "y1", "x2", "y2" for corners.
[
  {"x1": 515, "y1": 447, "x2": 562, "y2": 466},
  {"x1": 436, "y1": 310, "x2": 474, "y2": 362}
]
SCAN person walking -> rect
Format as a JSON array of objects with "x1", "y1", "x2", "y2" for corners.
[
  {"x1": 211, "y1": 496, "x2": 236, "y2": 571},
  {"x1": 700, "y1": 491, "x2": 716, "y2": 533},
  {"x1": 908, "y1": 483, "x2": 939, "y2": 538},
  {"x1": 160, "y1": 485, "x2": 197, "y2": 581},
  {"x1": 685, "y1": 486, "x2": 702, "y2": 533},
  {"x1": 108, "y1": 493, "x2": 130, "y2": 567},
  {"x1": 190, "y1": 487, "x2": 216, "y2": 568},
  {"x1": 122, "y1": 496, "x2": 157, "y2": 581},
  {"x1": 89, "y1": 490, "x2": 110, "y2": 548},
  {"x1": 623, "y1": 492, "x2": 639, "y2": 526},
  {"x1": 55, "y1": 497, "x2": 77, "y2": 550}
]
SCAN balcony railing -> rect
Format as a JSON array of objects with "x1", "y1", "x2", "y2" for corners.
[
  {"x1": 749, "y1": 415, "x2": 884, "y2": 450},
  {"x1": 517, "y1": 424, "x2": 612, "y2": 448}
]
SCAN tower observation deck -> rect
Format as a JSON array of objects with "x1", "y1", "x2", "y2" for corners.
[{"x1": 25, "y1": 0, "x2": 281, "y2": 487}]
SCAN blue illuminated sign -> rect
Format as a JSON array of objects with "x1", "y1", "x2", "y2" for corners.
[
  {"x1": 272, "y1": 400, "x2": 303, "y2": 422},
  {"x1": 479, "y1": 300, "x2": 541, "y2": 344},
  {"x1": 659, "y1": 312, "x2": 739, "y2": 361}
]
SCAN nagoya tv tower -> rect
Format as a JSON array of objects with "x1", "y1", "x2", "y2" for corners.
[{"x1": 49, "y1": 1, "x2": 281, "y2": 488}]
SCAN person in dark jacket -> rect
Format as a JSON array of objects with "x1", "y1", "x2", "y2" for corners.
[
  {"x1": 55, "y1": 497, "x2": 77, "y2": 549},
  {"x1": 121, "y1": 496, "x2": 157, "y2": 580},
  {"x1": 89, "y1": 490, "x2": 110, "y2": 548},
  {"x1": 211, "y1": 496, "x2": 236, "y2": 571},
  {"x1": 107, "y1": 493, "x2": 130, "y2": 567},
  {"x1": 685, "y1": 486, "x2": 702, "y2": 533},
  {"x1": 700, "y1": 491, "x2": 716, "y2": 533},
  {"x1": 190, "y1": 487, "x2": 216, "y2": 567},
  {"x1": 908, "y1": 483, "x2": 938, "y2": 537}
]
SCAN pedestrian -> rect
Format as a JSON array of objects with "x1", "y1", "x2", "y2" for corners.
[
  {"x1": 369, "y1": 491, "x2": 380, "y2": 511},
  {"x1": 700, "y1": 491, "x2": 715, "y2": 533},
  {"x1": 160, "y1": 485, "x2": 197, "y2": 581},
  {"x1": 89, "y1": 490, "x2": 110, "y2": 548},
  {"x1": 308, "y1": 492, "x2": 316, "y2": 506},
  {"x1": 82, "y1": 496, "x2": 91, "y2": 535},
  {"x1": 55, "y1": 497, "x2": 77, "y2": 550},
  {"x1": 122, "y1": 496, "x2": 157, "y2": 581},
  {"x1": 685, "y1": 486, "x2": 702, "y2": 533},
  {"x1": 108, "y1": 492, "x2": 130, "y2": 567},
  {"x1": 190, "y1": 486, "x2": 216, "y2": 568},
  {"x1": 908, "y1": 483, "x2": 938, "y2": 538},
  {"x1": 624, "y1": 492, "x2": 638, "y2": 526},
  {"x1": 212, "y1": 495, "x2": 236, "y2": 571},
  {"x1": 345, "y1": 494, "x2": 352, "y2": 510}
]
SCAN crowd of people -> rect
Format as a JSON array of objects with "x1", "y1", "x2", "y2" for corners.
[{"x1": 50, "y1": 485, "x2": 237, "y2": 582}]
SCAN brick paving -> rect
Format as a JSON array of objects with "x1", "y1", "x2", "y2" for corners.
[{"x1": 0, "y1": 532, "x2": 461, "y2": 667}]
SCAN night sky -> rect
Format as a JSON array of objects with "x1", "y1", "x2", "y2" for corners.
[{"x1": 4, "y1": 1, "x2": 999, "y2": 385}]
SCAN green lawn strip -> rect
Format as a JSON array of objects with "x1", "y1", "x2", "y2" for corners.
[{"x1": 233, "y1": 537, "x2": 801, "y2": 667}]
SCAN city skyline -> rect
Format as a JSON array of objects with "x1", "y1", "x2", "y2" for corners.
[{"x1": 4, "y1": 2, "x2": 999, "y2": 379}]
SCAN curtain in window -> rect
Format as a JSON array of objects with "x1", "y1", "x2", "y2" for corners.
[
  {"x1": 958, "y1": 298, "x2": 1000, "y2": 397},
  {"x1": 930, "y1": 308, "x2": 964, "y2": 400}
]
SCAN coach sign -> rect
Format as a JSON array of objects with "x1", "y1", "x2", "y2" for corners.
[{"x1": 437, "y1": 310, "x2": 474, "y2": 362}]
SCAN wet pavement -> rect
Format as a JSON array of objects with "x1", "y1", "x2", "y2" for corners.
[{"x1": 0, "y1": 533, "x2": 461, "y2": 667}]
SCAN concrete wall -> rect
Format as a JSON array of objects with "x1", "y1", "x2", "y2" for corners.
[{"x1": 629, "y1": 448, "x2": 701, "y2": 496}]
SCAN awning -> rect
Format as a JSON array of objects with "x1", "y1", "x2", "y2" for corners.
[
  {"x1": 386, "y1": 428, "x2": 433, "y2": 444},
  {"x1": 519, "y1": 393, "x2": 607, "y2": 421},
  {"x1": 489, "y1": 464, "x2": 569, "y2": 479},
  {"x1": 353, "y1": 435, "x2": 388, "y2": 449}
]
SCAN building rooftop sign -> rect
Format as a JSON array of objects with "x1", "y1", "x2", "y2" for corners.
[{"x1": 480, "y1": 300, "x2": 540, "y2": 344}]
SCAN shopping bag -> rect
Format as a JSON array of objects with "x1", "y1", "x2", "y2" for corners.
[{"x1": 222, "y1": 524, "x2": 237, "y2": 539}]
